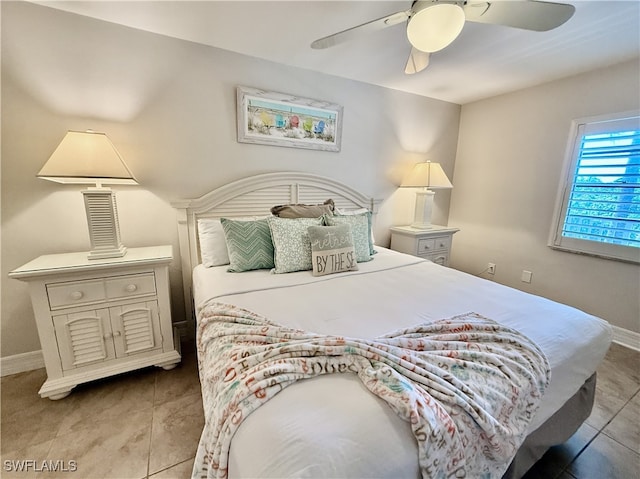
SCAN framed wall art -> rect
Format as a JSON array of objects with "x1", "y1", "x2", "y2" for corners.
[{"x1": 236, "y1": 86, "x2": 343, "y2": 152}]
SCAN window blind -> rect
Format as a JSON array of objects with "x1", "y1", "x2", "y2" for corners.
[
  {"x1": 562, "y1": 126, "x2": 640, "y2": 247},
  {"x1": 550, "y1": 112, "x2": 640, "y2": 263}
]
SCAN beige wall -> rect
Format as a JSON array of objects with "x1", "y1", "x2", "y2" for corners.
[
  {"x1": 1, "y1": 2, "x2": 461, "y2": 357},
  {"x1": 449, "y1": 59, "x2": 640, "y2": 333}
]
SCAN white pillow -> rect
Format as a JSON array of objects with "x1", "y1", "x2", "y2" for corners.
[
  {"x1": 334, "y1": 207, "x2": 369, "y2": 215},
  {"x1": 197, "y1": 219, "x2": 230, "y2": 267},
  {"x1": 198, "y1": 216, "x2": 267, "y2": 267}
]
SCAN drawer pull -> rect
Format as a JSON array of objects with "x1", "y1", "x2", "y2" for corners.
[
  {"x1": 70, "y1": 291, "x2": 84, "y2": 300},
  {"x1": 125, "y1": 284, "x2": 138, "y2": 293}
]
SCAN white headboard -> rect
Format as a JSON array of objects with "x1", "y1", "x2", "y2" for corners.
[{"x1": 172, "y1": 171, "x2": 381, "y2": 321}]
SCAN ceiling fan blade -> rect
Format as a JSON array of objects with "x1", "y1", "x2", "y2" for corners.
[
  {"x1": 405, "y1": 48, "x2": 430, "y2": 75},
  {"x1": 311, "y1": 10, "x2": 410, "y2": 49},
  {"x1": 464, "y1": 1, "x2": 575, "y2": 32}
]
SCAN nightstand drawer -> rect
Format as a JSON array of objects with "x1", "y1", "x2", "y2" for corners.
[
  {"x1": 433, "y1": 236, "x2": 451, "y2": 251},
  {"x1": 417, "y1": 236, "x2": 452, "y2": 254},
  {"x1": 422, "y1": 252, "x2": 449, "y2": 266},
  {"x1": 417, "y1": 238, "x2": 436, "y2": 254},
  {"x1": 106, "y1": 273, "x2": 156, "y2": 300},
  {"x1": 47, "y1": 280, "x2": 106, "y2": 309}
]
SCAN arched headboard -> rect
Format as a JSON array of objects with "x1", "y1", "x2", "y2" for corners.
[{"x1": 172, "y1": 171, "x2": 381, "y2": 321}]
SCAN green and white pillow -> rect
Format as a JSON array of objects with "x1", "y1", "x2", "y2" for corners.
[
  {"x1": 324, "y1": 213, "x2": 373, "y2": 262},
  {"x1": 334, "y1": 208, "x2": 376, "y2": 255},
  {"x1": 307, "y1": 224, "x2": 358, "y2": 277},
  {"x1": 268, "y1": 216, "x2": 323, "y2": 274},
  {"x1": 220, "y1": 218, "x2": 274, "y2": 272}
]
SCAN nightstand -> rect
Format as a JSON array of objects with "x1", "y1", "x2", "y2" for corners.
[
  {"x1": 390, "y1": 225, "x2": 459, "y2": 266},
  {"x1": 9, "y1": 246, "x2": 181, "y2": 399}
]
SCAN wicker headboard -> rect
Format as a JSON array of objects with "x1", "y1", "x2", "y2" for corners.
[{"x1": 172, "y1": 171, "x2": 380, "y2": 321}]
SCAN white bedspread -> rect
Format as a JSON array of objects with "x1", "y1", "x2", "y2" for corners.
[{"x1": 193, "y1": 248, "x2": 611, "y2": 479}]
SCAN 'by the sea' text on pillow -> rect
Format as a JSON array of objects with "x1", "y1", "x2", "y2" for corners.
[{"x1": 307, "y1": 224, "x2": 358, "y2": 277}]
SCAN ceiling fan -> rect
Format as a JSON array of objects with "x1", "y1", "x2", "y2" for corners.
[{"x1": 311, "y1": 1, "x2": 575, "y2": 75}]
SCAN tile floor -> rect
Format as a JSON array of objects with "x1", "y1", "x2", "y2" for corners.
[{"x1": 1, "y1": 341, "x2": 638, "y2": 479}]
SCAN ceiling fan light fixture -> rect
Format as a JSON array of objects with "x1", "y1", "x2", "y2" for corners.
[{"x1": 407, "y1": 3, "x2": 465, "y2": 53}]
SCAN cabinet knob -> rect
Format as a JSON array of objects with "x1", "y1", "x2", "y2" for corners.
[
  {"x1": 104, "y1": 332, "x2": 113, "y2": 339},
  {"x1": 70, "y1": 291, "x2": 84, "y2": 300},
  {"x1": 125, "y1": 284, "x2": 138, "y2": 293},
  {"x1": 113, "y1": 330, "x2": 122, "y2": 337}
]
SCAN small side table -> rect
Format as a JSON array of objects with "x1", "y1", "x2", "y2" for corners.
[
  {"x1": 389, "y1": 225, "x2": 459, "y2": 266},
  {"x1": 9, "y1": 246, "x2": 181, "y2": 399}
]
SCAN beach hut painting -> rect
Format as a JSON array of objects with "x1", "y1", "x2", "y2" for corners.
[{"x1": 237, "y1": 86, "x2": 343, "y2": 152}]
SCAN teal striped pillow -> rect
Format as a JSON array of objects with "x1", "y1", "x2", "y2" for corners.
[{"x1": 220, "y1": 218, "x2": 274, "y2": 272}]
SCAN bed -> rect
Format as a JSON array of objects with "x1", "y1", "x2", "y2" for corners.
[{"x1": 173, "y1": 172, "x2": 612, "y2": 479}]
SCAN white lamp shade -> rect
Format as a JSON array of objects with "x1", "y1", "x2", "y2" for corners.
[
  {"x1": 401, "y1": 161, "x2": 453, "y2": 189},
  {"x1": 406, "y1": 3, "x2": 466, "y2": 53},
  {"x1": 37, "y1": 130, "x2": 137, "y2": 185}
]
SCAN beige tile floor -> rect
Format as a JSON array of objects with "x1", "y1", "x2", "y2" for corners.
[{"x1": 1, "y1": 341, "x2": 638, "y2": 479}]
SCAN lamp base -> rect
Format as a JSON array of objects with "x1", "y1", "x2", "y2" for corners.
[
  {"x1": 82, "y1": 188, "x2": 127, "y2": 260},
  {"x1": 411, "y1": 188, "x2": 435, "y2": 230},
  {"x1": 88, "y1": 245, "x2": 127, "y2": 260},
  {"x1": 409, "y1": 223, "x2": 436, "y2": 230}
]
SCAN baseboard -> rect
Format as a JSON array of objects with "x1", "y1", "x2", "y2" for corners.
[
  {"x1": 611, "y1": 325, "x2": 640, "y2": 352},
  {"x1": 1, "y1": 350, "x2": 45, "y2": 377}
]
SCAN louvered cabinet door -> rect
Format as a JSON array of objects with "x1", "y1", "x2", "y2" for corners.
[
  {"x1": 53, "y1": 309, "x2": 116, "y2": 370},
  {"x1": 109, "y1": 301, "x2": 162, "y2": 356}
]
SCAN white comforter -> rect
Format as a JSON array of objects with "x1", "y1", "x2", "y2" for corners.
[{"x1": 193, "y1": 248, "x2": 611, "y2": 479}]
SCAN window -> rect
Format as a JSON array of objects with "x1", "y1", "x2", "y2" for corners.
[{"x1": 550, "y1": 111, "x2": 640, "y2": 264}]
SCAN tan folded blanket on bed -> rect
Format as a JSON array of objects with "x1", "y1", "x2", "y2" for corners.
[{"x1": 193, "y1": 300, "x2": 550, "y2": 479}]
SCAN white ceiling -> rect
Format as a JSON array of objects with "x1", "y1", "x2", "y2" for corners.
[{"x1": 34, "y1": 0, "x2": 640, "y2": 104}]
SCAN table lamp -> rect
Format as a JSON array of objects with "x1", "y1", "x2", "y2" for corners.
[
  {"x1": 37, "y1": 130, "x2": 138, "y2": 260},
  {"x1": 401, "y1": 161, "x2": 453, "y2": 229}
]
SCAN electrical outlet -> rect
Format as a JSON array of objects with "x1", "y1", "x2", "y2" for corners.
[{"x1": 488, "y1": 263, "x2": 496, "y2": 275}]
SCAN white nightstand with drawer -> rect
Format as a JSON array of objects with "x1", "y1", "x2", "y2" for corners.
[
  {"x1": 389, "y1": 225, "x2": 459, "y2": 266},
  {"x1": 9, "y1": 246, "x2": 181, "y2": 399}
]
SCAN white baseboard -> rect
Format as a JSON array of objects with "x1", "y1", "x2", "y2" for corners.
[
  {"x1": 611, "y1": 325, "x2": 640, "y2": 352},
  {"x1": 1, "y1": 350, "x2": 45, "y2": 377}
]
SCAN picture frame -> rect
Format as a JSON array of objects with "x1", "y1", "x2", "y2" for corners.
[{"x1": 236, "y1": 86, "x2": 343, "y2": 152}]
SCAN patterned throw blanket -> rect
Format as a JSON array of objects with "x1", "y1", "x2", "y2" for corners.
[{"x1": 193, "y1": 301, "x2": 550, "y2": 479}]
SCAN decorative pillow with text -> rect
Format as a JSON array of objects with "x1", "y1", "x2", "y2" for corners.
[{"x1": 307, "y1": 224, "x2": 358, "y2": 277}]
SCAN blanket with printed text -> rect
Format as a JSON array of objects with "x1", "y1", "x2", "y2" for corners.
[{"x1": 192, "y1": 300, "x2": 550, "y2": 479}]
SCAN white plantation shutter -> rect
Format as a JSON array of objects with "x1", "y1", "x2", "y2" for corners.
[{"x1": 550, "y1": 112, "x2": 640, "y2": 263}]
